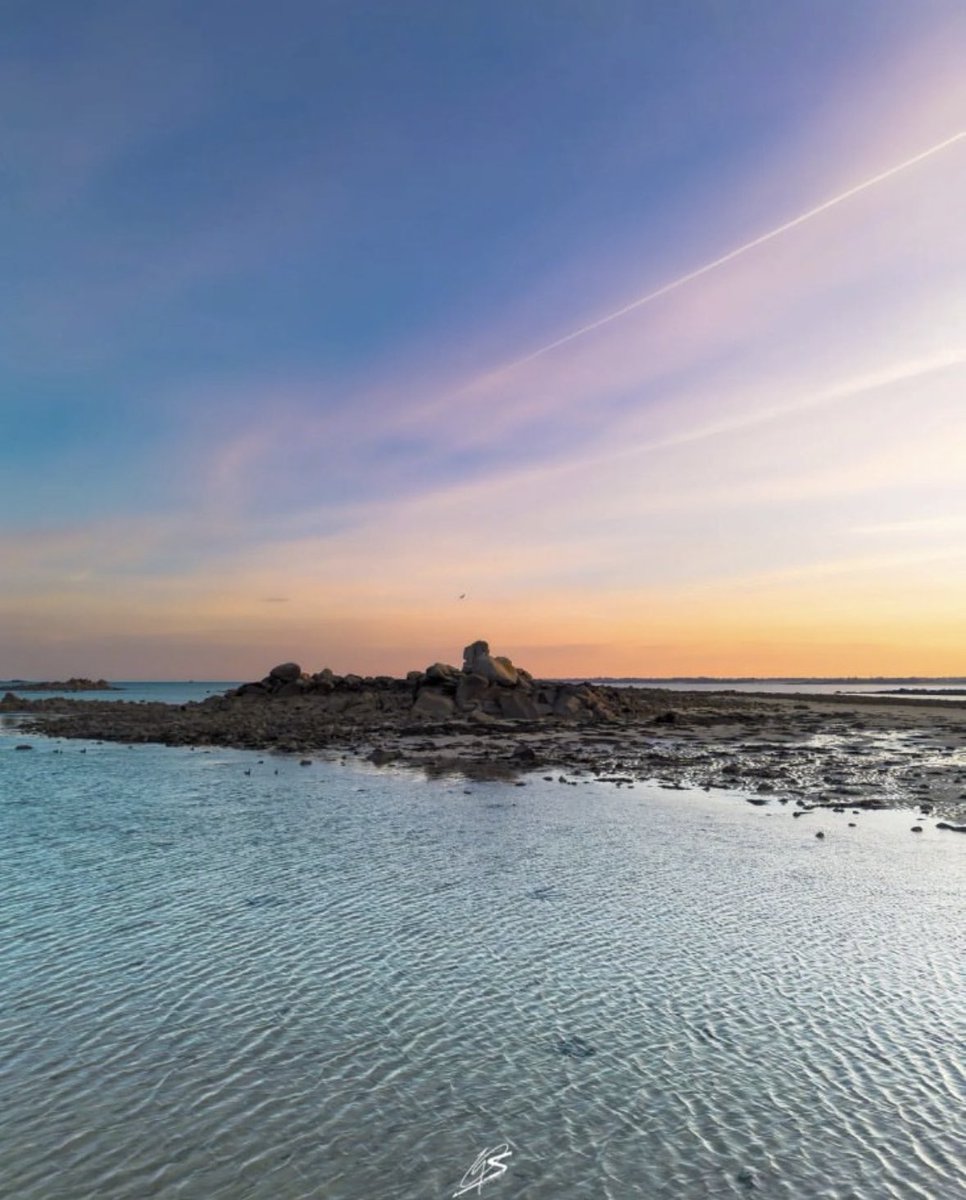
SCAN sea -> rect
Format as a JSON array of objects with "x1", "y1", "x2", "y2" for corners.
[{"x1": 1, "y1": 684, "x2": 964, "y2": 1199}]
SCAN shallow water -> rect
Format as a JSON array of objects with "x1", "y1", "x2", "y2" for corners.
[
  {"x1": 1, "y1": 727, "x2": 963, "y2": 1199},
  {"x1": 0, "y1": 681, "x2": 238, "y2": 705}
]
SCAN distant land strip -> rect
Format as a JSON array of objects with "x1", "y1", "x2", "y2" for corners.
[
  {"x1": 574, "y1": 676, "x2": 966, "y2": 685},
  {"x1": 0, "y1": 677, "x2": 118, "y2": 692}
]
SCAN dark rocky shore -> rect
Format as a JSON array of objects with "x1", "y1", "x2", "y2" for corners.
[{"x1": 5, "y1": 640, "x2": 966, "y2": 827}]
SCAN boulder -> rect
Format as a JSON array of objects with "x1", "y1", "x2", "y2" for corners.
[
  {"x1": 268, "y1": 662, "x2": 302, "y2": 684},
  {"x1": 236, "y1": 681, "x2": 268, "y2": 697},
  {"x1": 455, "y1": 672, "x2": 490, "y2": 711},
  {"x1": 498, "y1": 690, "x2": 540, "y2": 720},
  {"x1": 511, "y1": 743, "x2": 538, "y2": 763},
  {"x1": 553, "y1": 692, "x2": 584, "y2": 720},
  {"x1": 425, "y1": 662, "x2": 460, "y2": 687},
  {"x1": 492, "y1": 656, "x2": 520, "y2": 686},
  {"x1": 412, "y1": 690, "x2": 456, "y2": 719},
  {"x1": 462, "y1": 640, "x2": 518, "y2": 686}
]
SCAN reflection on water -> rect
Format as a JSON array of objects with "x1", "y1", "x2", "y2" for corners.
[{"x1": 1, "y1": 732, "x2": 964, "y2": 1199}]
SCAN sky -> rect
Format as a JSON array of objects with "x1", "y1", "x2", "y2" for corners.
[{"x1": 2, "y1": 0, "x2": 965, "y2": 680}]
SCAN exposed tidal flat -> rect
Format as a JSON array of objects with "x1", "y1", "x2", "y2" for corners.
[
  {"x1": 2, "y1": 716, "x2": 965, "y2": 1199},
  {"x1": 6, "y1": 641, "x2": 966, "y2": 825}
]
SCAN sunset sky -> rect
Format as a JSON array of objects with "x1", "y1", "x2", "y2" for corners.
[{"x1": 3, "y1": 1, "x2": 965, "y2": 680}]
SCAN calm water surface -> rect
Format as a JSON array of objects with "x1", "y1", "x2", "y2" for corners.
[
  {"x1": 1, "y1": 724, "x2": 963, "y2": 1199},
  {"x1": 0, "y1": 682, "x2": 239, "y2": 705}
]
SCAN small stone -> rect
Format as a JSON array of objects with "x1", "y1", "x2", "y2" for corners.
[{"x1": 508, "y1": 744, "x2": 540, "y2": 763}]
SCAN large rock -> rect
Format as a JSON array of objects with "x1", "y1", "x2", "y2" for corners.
[
  {"x1": 498, "y1": 690, "x2": 540, "y2": 720},
  {"x1": 462, "y1": 640, "x2": 519, "y2": 687},
  {"x1": 412, "y1": 690, "x2": 456, "y2": 719},
  {"x1": 553, "y1": 691, "x2": 584, "y2": 720},
  {"x1": 455, "y1": 672, "x2": 490, "y2": 711},
  {"x1": 425, "y1": 661, "x2": 460, "y2": 687},
  {"x1": 275, "y1": 680, "x2": 309, "y2": 698},
  {"x1": 268, "y1": 662, "x2": 302, "y2": 684}
]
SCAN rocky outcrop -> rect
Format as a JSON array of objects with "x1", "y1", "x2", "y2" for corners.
[
  {"x1": 218, "y1": 641, "x2": 626, "y2": 727},
  {"x1": 405, "y1": 640, "x2": 617, "y2": 724},
  {"x1": 462, "y1": 640, "x2": 522, "y2": 687}
]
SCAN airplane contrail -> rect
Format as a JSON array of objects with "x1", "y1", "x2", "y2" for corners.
[{"x1": 503, "y1": 129, "x2": 965, "y2": 371}]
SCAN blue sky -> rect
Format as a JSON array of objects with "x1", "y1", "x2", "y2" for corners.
[{"x1": 3, "y1": 1, "x2": 965, "y2": 676}]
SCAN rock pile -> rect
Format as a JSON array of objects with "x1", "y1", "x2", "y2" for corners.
[
  {"x1": 231, "y1": 662, "x2": 407, "y2": 701},
  {"x1": 409, "y1": 640, "x2": 619, "y2": 724},
  {"x1": 225, "y1": 640, "x2": 623, "y2": 725}
]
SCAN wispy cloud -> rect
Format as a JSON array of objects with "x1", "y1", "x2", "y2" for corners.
[{"x1": 493, "y1": 130, "x2": 965, "y2": 372}]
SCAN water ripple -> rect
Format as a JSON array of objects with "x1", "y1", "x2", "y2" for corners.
[{"x1": 1, "y1": 737, "x2": 963, "y2": 1198}]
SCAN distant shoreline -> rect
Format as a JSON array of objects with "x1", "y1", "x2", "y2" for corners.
[
  {"x1": 0, "y1": 678, "x2": 119, "y2": 692},
  {"x1": 578, "y1": 676, "x2": 966, "y2": 685},
  {"x1": 5, "y1": 675, "x2": 966, "y2": 688}
]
